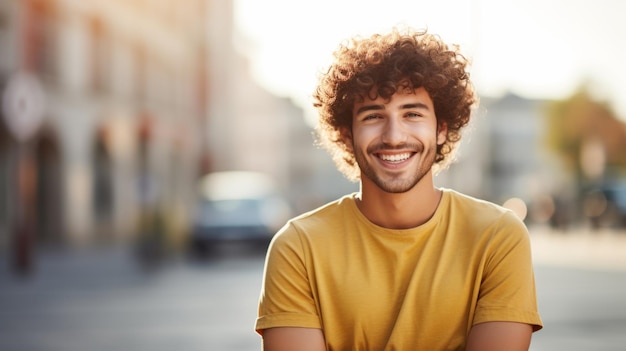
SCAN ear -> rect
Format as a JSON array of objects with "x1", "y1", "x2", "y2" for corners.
[
  {"x1": 339, "y1": 127, "x2": 353, "y2": 152},
  {"x1": 436, "y1": 122, "x2": 447, "y2": 146}
]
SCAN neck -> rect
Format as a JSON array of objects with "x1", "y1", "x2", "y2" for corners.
[{"x1": 356, "y1": 172, "x2": 442, "y2": 229}]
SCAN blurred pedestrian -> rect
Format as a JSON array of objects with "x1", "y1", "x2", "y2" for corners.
[{"x1": 256, "y1": 27, "x2": 543, "y2": 350}]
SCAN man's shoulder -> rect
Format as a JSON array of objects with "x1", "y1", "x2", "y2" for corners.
[
  {"x1": 445, "y1": 188, "x2": 505, "y2": 211},
  {"x1": 443, "y1": 188, "x2": 524, "y2": 226},
  {"x1": 290, "y1": 193, "x2": 356, "y2": 224},
  {"x1": 279, "y1": 193, "x2": 356, "y2": 232},
  {"x1": 439, "y1": 190, "x2": 530, "y2": 250},
  {"x1": 272, "y1": 193, "x2": 357, "y2": 245}
]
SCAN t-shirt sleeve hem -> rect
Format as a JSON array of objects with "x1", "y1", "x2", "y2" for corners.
[
  {"x1": 255, "y1": 313, "x2": 322, "y2": 335},
  {"x1": 474, "y1": 308, "x2": 544, "y2": 332}
]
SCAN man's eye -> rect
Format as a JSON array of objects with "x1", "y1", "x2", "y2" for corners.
[
  {"x1": 363, "y1": 114, "x2": 381, "y2": 121},
  {"x1": 407, "y1": 112, "x2": 422, "y2": 118}
]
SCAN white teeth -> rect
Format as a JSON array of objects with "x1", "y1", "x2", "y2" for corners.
[{"x1": 380, "y1": 153, "x2": 411, "y2": 162}]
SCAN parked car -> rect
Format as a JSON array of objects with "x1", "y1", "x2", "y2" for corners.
[{"x1": 188, "y1": 171, "x2": 291, "y2": 256}]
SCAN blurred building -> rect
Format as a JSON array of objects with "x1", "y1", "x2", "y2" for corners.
[
  {"x1": 0, "y1": 0, "x2": 210, "y2": 257},
  {"x1": 483, "y1": 93, "x2": 568, "y2": 204},
  {"x1": 437, "y1": 92, "x2": 571, "y2": 224},
  {"x1": 0, "y1": 0, "x2": 345, "y2": 267},
  {"x1": 204, "y1": 1, "x2": 354, "y2": 214}
]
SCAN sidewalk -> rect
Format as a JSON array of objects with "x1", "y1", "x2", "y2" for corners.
[{"x1": 529, "y1": 225, "x2": 626, "y2": 271}]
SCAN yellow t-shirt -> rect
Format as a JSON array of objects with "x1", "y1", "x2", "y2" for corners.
[{"x1": 256, "y1": 189, "x2": 543, "y2": 350}]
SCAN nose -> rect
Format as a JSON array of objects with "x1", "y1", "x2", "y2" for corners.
[{"x1": 381, "y1": 117, "x2": 407, "y2": 146}]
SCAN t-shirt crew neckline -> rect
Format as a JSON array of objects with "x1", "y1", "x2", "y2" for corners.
[{"x1": 347, "y1": 188, "x2": 450, "y2": 237}]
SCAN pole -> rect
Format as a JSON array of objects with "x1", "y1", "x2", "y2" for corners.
[{"x1": 12, "y1": 141, "x2": 36, "y2": 275}]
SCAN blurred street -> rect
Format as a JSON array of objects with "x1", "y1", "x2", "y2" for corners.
[
  {"x1": 0, "y1": 228, "x2": 625, "y2": 351},
  {"x1": 0, "y1": 245, "x2": 266, "y2": 351}
]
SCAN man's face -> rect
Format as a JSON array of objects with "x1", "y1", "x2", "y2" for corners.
[{"x1": 345, "y1": 87, "x2": 446, "y2": 193}]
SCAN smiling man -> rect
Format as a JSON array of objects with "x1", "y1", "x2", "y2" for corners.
[{"x1": 255, "y1": 27, "x2": 543, "y2": 351}]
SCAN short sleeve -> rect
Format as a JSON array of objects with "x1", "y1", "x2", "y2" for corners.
[
  {"x1": 473, "y1": 212, "x2": 543, "y2": 331},
  {"x1": 255, "y1": 223, "x2": 322, "y2": 334}
]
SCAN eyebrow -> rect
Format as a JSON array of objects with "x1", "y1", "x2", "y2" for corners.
[{"x1": 355, "y1": 102, "x2": 431, "y2": 115}]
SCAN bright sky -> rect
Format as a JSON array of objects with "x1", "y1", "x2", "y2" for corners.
[{"x1": 234, "y1": 0, "x2": 626, "y2": 124}]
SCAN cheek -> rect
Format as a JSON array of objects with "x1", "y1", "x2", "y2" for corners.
[{"x1": 351, "y1": 128, "x2": 375, "y2": 148}]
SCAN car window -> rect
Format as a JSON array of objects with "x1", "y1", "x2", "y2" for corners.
[{"x1": 200, "y1": 199, "x2": 263, "y2": 226}]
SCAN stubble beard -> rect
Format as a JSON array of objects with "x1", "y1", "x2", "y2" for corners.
[{"x1": 354, "y1": 142, "x2": 437, "y2": 194}]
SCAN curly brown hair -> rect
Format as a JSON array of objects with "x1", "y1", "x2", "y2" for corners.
[{"x1": 312, "y1": 27, "x2": 477, "y2": 181}]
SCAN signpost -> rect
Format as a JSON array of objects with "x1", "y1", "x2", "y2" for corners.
[
  {"x1": 2, "y1": 71, "x2": 46, "y2": 274},
  {"x1": 2, "y1": 71, "x2": 46, "y2": 142}
]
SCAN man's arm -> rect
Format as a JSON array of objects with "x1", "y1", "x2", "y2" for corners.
[
  {"x1": 262, "y1": 327, "x2": 326, "y2": 351},
  {"x1": 465, "y1": 321, "x2": 533, "y2": 351}
]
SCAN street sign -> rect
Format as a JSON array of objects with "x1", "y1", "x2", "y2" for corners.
[{"x1": 2, "y1": 71, "x2": 46, "y2": 142}]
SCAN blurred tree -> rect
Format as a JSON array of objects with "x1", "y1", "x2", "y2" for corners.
[{"x1": 544, "y1": 85, "x2": 626, "y2": 183}]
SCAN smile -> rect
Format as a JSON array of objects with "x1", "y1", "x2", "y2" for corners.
[{"x1": 378, "y1": 153, "x2": 412, "y2": 163}]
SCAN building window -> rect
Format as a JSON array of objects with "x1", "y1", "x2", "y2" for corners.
[
  {"x1": 89, "y1": 17, "x2": 109, "y2": 94},
  {"x1": 23, "y1": 0, "x2": 57, "y2": 82},
  {"x1": 134, "y1": 45, "x2": 147, "y2": 105}
]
